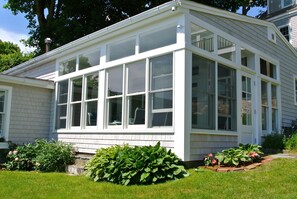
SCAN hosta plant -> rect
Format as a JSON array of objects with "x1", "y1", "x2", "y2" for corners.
[{"x1": 85, "y1": 142, "x2": 188, "y2": 185}]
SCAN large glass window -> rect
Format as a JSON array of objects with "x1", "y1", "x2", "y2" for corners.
[
  {"x1": 71, "y1": 78, "x2": 82, "y2": 127},
  {"x1": 261, "y1": 81, "x2": 268, "y2": 131},
  {"x1": 218, "y1": 36, "x2": 236, "y2": 62},
  {"x1": 56, "y1": 80, "x2": 68, "y2": 129},
  {"x1": 59, "y1": 57, "x2": 76, "y2": 76},
  {"x1": 0, "y1": 91, "x2": 6, "y2": 136},
  {"x1": 295, "y1": 78, "x2": 297, "y2": 104},
  {"x1": 218, "y1": 64, "x2": 236, "y2": 131},
  {"x1": 271, "y1": 85, "x2": 278, "y2": 131},
  {"x1": 191, "y1": 24, "x2": 214, "y2": 52},
  {"x1": 108, "y1": 37, "x2": 136, "y2": 61},
  {"x1": 127, "y1": 61, "x2": 146, "y2": 125},
  {"x1": 242, "y1": 76, "x2": 252, "y2": 125},
  {"x1": 79, "y1": 50, "x2": 100, "y2": 70},
  {"x1": 192, "y1": 55, "x2": 215, "y2": 129},
  {"x1": 107, "y1": 66, "x2": 123, "y2": 125},
  {"x1": 139, "y1": 26, "x2": 176, "y2": 53},
  {"x1": 85, "y1": 74, "x2": 98, "y2": 126},
  {"x1": 241, "y1": 49, "x2": 255, "y2": 70},
  {"x1": 150, "y1": 54, "x2": 173, "y2": 126}
]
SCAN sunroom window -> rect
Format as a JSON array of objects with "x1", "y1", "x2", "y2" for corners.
[
  {"x1": 108, "y1": 37, "x2": 136, "y2": 61},
  {"x1": 261, "y1": 81, "x2": 268, "y2": 131},
  {"x1": 71, "y1": 78, "x2": 83, "y2": 127},
  {"x1": 218, "y1": 36, "x2": 236, "y2": 62},
  {"x1": 107, "y1": 66, "x2": 123, "y2": 125},
  {"x1": 85, "y1": 73, "x2": 98, "y2": 126},
  {"x1": 79, "y1": 50, "x2": 100, "y2": 70},
  {"x1": 150, "y1": 54, "x2": 173, "y2": 127},
  {"x1": 139, "y1": 26, "x2": 176, "y2": 53},
  {"x1": 59, "y1": 57, "x2": 76, "y2": 76},
  {"x1": 192, "y1": 54, "x2": 215, "y2": 129},
  {"x1": 241, "y1": 49, "x2": 255, "y2": 70},
  {"x1": 56, "y1": 80, "x2": 68, "y2": 129},
  {"x1": 218, "y1": 64, "x2": 236, "y2": 131},
  {"x1": 191, "y1": 24, "x2": 214, "y2": 52},
  {"x1": 271, "y1": 85, "x2": 278, "y2": 131},
  {"x1": 127, "y1": 61, "x2": 146, "y2": 125},
  {"x1": 260, "y1": 58, "x2": 277, "y2": 79}
]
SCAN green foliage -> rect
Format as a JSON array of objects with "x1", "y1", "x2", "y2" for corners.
[
  {"x1": 85, "y1": 142, "x2": 188, "y2": 185},
  {"x1": 262, "y1": 133, "x2": 285, "y2": 150},
  {"x1": 5, "y1": 139, "x2": 74, "y2": 172},
  {"x1": 285, "y1": 133, "x2": 297, "y2": 151},
  {"x1": 204, "y1": 144, "x2": 263, "y2": 167},
  {"x1": 0, "y1": 40, "x2": 34, "y2": 72}
]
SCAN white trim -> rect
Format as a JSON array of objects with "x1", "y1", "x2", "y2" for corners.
[
  {"x1": 0, "y1": 86, "x2": 12, "y2": 141},
  {"x1": 0, "y1": 75, "x2": 54, "y2": 89}
]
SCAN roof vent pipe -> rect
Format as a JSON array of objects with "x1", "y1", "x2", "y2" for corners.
[{"x1": 44, "y1": 38, "x2": 52, "y2": 53}]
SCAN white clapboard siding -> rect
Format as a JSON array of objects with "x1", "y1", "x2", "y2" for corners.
[{"x1": 190, "y1": 134, "x2": 238, "y2": 160}]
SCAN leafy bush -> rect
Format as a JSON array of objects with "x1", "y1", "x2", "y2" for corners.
[
  {"x1": 285, "y1": 133, "x2": 297, "y2": 151},
  {"x1": 5, "y1": 139, "x2": 74, "y2": 172},
  {"x1": 85, "y1": 142, "x2": 188, "y2": 185},
  {"x1": 204, "y1": 144, "x2": 263, "y2": 167},
  {"x1": 262, "y1": 133, "x2": 285, "y2": 150}
]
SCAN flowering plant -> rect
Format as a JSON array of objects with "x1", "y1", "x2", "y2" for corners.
[{"x1": 204, "y1": 153, "x2": 217, "y2": 166}]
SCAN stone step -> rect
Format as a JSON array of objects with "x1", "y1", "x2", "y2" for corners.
[{"x1": 67, "y1": 153, "x2": 94, "y2": 175}]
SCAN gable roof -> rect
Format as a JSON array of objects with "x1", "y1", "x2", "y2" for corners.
[
  {"x1": 3, "y1": 0, "x2": 297, "y2": 76},
  {"x1": 0, "y1": 74, "x2": 54, "y2": 89}
]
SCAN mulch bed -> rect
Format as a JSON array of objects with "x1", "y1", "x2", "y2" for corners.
[{"x1": 203, "y1": 156, "x2": 273, "y2": 172}]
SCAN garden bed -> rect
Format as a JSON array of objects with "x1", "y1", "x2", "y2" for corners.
[{"x1": 204, "y1": 156, "x2": 273, "y2": 172}]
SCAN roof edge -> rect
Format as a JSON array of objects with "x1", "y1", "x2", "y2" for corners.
[{"x1": 0, "y1": 75, "x2": 54, "y2": 89}]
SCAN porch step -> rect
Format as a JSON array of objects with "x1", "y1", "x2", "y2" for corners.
[{"x1": 66, "y1": 153, "x2": 93, "y2": 175}]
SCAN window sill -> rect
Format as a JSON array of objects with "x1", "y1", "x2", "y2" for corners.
[{"x1": 55, "y1": 128, "x2": 174, "y2": 134}]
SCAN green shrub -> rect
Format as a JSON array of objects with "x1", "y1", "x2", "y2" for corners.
[
  {"x1": 204, "y1": 144, "x2": 263, "y2": 167},
  {"x1": 5, "y1": 139, "x2": 74, "y2": 172},
  {"x1": 85, "y1": 142, "x2": 188, "y2": 185},
  {"x1": 262, "y1": 133, "x2": 285, "y2": 150},
  {"x1": 285, "y1": 133, "x2": 297, "y2": 150}
]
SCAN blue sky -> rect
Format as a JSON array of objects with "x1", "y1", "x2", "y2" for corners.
[{"x1": 0, "y1": 1, "x2": 266, "y2": 53}]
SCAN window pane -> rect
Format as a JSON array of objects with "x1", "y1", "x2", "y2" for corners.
[
  {"x1": 109, "y1": 37, "x2": 136, "y2": 61},
  {"x1": 71, "y1": 103, "x2": 81, "y2": 127},
  {"x1": 108, "y1": 66, "x2": 123, "y2": 96},
  {"x1": 139, "y1": 26, "x2": 176, "y2": 53},
  {"x1": 192, "y1": 55, "x2": 215, "y2": 129},
  {"x1": 261, "y1": 81, "x2": 268, "y2": 106},
  {"x1": 128, "y1": 95, "x2": 145, "y2": 125},
  {"x1": 127, "y1": 61, "x2": 146, "y2": 94},
  {"x1": 262, "y1": 107, "x2": 268, "y2": 130},
  {"x1": 151, "y1": 54, "x2": 173, "y2": 91},
  {"x1": 191, "y1": 24, "x2": 214, "y2": 52},
  {"x1": 86, "y1": 101, "x2": 97, "y2": 126},
  {"x1": 218, "y1": 36, "x2": 236, "y2": 62},
  {"x1": 152, "y1": 112, "x2": 172, "y2": 126},
  {"x1": 58, "y1": 81, "x2": 68, "y2": 103},
  {"x1": 72, "y1": 78, "x2": 82, "y2": 102},
  {"x1": 241, "y1": 49, "x2": 255, "y2": 70},
  {"x1": 108, "y1": 98, "x2": 122, "y2": 125},
  {"x1": 153, "y1": 91, "x2": 172, "y2": 109},
  {"x1": 0, "y1": 91, "x2": 5, "y2": 112},
  {"x1": 284, "y1": 0, "x2": 293, "y2": 7},
  {"x1": 86, "y1": 74, "x2": 98, "y2": 100},
  {"x1": 272, "y1": 109, "x2": 278, "y2": 131},
  {"x1": 59, "y1": 57, "x2": 76, "y2": 75},
  {"x1": 79, "y1": 50, "x2": 100, "y2": 70},
  {"x1": 56, "y1": 105, "x2": 67, "y2": 129},
  {"x1": 271, "y1": 85, "x2": 277, "y2": 108},
  {"x1": 218, "y1": 64, "x2": 236, "y2": 131}
]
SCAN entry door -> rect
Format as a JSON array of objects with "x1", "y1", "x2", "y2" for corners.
[{"x1": 240, "y1": 74, "x2": 254, "y2": 144}]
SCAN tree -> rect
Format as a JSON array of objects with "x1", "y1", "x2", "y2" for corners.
[
  {"x1": 4, "y1": 0, "x2": 266, "y2": 54},
  {"x1": 0, "y1": 40, "x2": 34, "y2": 72}
]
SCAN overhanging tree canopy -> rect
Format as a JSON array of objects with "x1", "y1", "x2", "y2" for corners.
[{"x1": 4, "y1": 0, "x2": 266, "y2": 54}]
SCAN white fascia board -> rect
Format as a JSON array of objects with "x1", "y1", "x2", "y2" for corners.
[
  {"x1": 2, "y1": 1, "x2": 177, "y2": 75},
  {"x1": 0, "y1": 75, "x2": 54, "y2": 89},
  {"x1": 180, "y1": 0, "x2": 297, "y2": 60},
  {"x1": 266, "y1": 9, "x2": 297, "y2": 22}
]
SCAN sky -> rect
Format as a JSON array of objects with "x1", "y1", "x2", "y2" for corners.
[{"x1": 0, "y1": 1, "x2": 266, "y2": 53}]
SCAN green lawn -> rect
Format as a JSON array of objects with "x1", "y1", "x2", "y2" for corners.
[{"x1": 0, "y1": 158, "x2": 297, "y2": 199}]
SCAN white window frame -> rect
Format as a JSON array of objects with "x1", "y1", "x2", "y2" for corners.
[{"x1": 0, "y1": 86, "x2": 12, "y2": 141}]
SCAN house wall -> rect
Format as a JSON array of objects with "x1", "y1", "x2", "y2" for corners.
[
  {"x1": 190, "y1": 134, "x2": 237, "y2": 160},
  {"x1": 190, "y1": 10, "x2": 297, "y2": 127},
  {"x1": 54, "y1": 132, "x2": 174, "y2": 154},
  {"x1": 0, "y1": 82, "x2": 53, "y2": 144}
]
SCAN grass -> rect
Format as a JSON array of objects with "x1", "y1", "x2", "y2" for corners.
[{"x1": 1, "y1": 158, "x2": 297, "y2": 199}]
